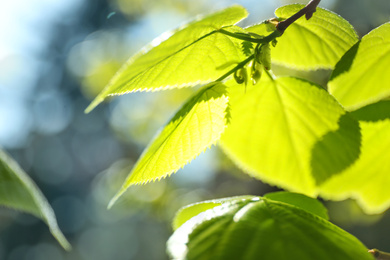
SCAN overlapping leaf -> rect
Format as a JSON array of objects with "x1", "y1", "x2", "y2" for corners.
[
  {"x1": 220, "y1": 74, "x2": 360, "y2": 195},
  {"x1": 86, "y1": 5, "x2": 248, "y2": 112},
  {"x1": 320, "y1": 101, "x2": 390, "y2": 214},
  {"x1": 329, "y1": 23, "x2": 390, "y2": 110},
  {"x1": 246, "y1": 5, "x2": 358, "y2": 70},
  {"x1": 109, "y1": 83, "x2": 229, "y2": 207},
  {"x1": 0, "y1": 149, "x2": 70, "y2": 250},
  {"x1": 168, "y1": 195, "x2": 373, "y2": 260}
]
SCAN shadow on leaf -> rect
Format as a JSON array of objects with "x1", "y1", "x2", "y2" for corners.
[
  {"x1": 311, "y1": 113, "x2": 361, "y2": 185},
  {"x1": 330, "y1": 41, "x2": 360, "y2": 81},
  {"x1": 350, "y1": 100, "x2": 390, "y2": 122}
]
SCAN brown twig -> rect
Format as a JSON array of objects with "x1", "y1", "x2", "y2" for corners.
[
  {"x1": 276, "y1": 0, "x2": 321, "y2": 34},
  {"x1": 369, "y1": 249, "x2": 390, "y2": 260}
]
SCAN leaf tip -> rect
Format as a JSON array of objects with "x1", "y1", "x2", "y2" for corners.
[
  {"x1": 49, "y1": 226, "x2": 72, "y2": 251},
  {"x1": 84, "y1": 96, "x2": 104, "y2": 114},
  {"x1": 59, "y1": 236, "x2": 72, "y2": 252},
  {"x1": 107, "y1": 187, "x2": 128, "y2": 209}
]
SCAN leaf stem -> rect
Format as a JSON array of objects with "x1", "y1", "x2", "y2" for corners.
[
  {"x1": 217, "y1": 29, "x2": 281, "y2": 44},
  {"x1": 369, "y1": 249, "x2": 390, "y2": 260},
  {"x1": 216, "y1": 54, "x2": 254, "y2": 82},
  {"x1": 217, "y1": 29, "x2": 259, "y2": 43},
  {"x1": 276, "y1": 0, "x2": 321, "y2": 33}
]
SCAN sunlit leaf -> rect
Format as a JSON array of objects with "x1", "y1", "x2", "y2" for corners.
[
  {"x1": 0, "y1": 149, "x2": 71, "y2": 250},
  {"x1": 86, "y1": 5, "x2": 248, "y2": 112},
  {"x1": 168, "y1": 196, "x2": 373, "y2": 260},
  {"x1": 109, "y1": 82, "x2": 229, "y2": 207},
  {"x1": 220, "y1": 74, "x2": 360, "y2": 195},
  {"x1": 264, "y1": 191, "x2": 328, "y2": 220},
  {"x1": 246, "y1": 5, "x2": 358, "y2": 70},
  {"x1": 320, "y1": 101, "x2": 390, "y2": 214},
  {"x1": 172, "y1": 196, "x2": 255, "y2": 230},
  {"x1": 329, "y1": 23, "x2": 390, "y2": 110}
]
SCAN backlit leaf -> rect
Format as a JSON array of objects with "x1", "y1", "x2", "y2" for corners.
[
  {"x1": 220, "y1": 74, "x2": 360, "y2": 195},
  {"x1": 168, "y1": 196, "x2": 373, "y2": 260},
  {"x1": 0, "y1": 149, "x2": 71, "y2": 250},
  {"x1": 86, "y1": 5, "x2": 248, "y2": 112},
  {"x1": 246, "y1": 5, "x2": 358, "y2": 70},
  {"x1": 320, "y1": 101, "x2": 390, "y2": 214},
  {"x1": 329, "y1": 23, "x2": 390, "y2": 110},
  {"x1": 109, "y1": 82, "x2": 229, "y2": 207}
]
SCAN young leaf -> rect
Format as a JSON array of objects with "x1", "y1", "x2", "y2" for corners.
[
  {"x1": 86, "y1": 5, "x2": 248, "y2": 113},
  {"x1": 0, "y1": 149, "x2": 71, "y2": 250},
  {"x1": 220, "y1": 75, "x2": 360, "y2": 196},
  {"x1": 264, "y1": 191, "x2": 328, "y2": 220},
  {"x1": 241, "y1": 41, "x2": 254, "y2": 57},
  {"x1": 320, "y1": 101, "x2": 390, "y2": 214},
  {"x1": 109, "y1": 82, "x2": 229, "y2": 207},
  {"x1": 246, "y1": 5, "x2": 358, "y2": 70},
  {"x1": 329, "y1": 23, "x2": 390, "y2": 111},
  {"x1": 172, "y1": 196, "x2": 255, "y2": 230},
  {"x1": 168, "y1": 197, "x2": 373, "y2": 260}
]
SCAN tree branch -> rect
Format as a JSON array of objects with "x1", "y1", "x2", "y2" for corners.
[
  {"x1": 369, "y1": 249, "x2": 390, "y2": 260},
  {"x1": 215, "y1": 0, "x2": 322, "y2": 82},
  {"x1": 276, "y1": 0, "x2": 321, "y2": 34}
]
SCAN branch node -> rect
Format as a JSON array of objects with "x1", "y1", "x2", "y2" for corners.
[{"x1": 276, "y1": 0, "x2": 321, "y2": 34}]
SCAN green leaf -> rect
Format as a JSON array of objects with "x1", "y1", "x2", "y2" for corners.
[
  {"x1": 109, "y1": 82, "x2": 229, "y2": 207},
  {"x1": 264, "y1": 191, "x2": 328, "y2": 220},
  {"x1": 320, "y1": 101, "x2": 390, "y2": 214},
  {"x1": 172, "y1": 196, "x2": 255, "y2": 230},
  {"x1": 168, "y1": 197, "x2": 373, "y2": 260},
  {"x1": 241, "y1": 41, "x2": 254, "y2": 57},
  {"x1": 86, "y1": 5, "x2": 248, "y2": 113},
  {"x1": 246, "y1": 5, "x2": 358, "y2": 70},
  {"x1": 220, "y1": 74, "x2": 359, "y2": 195},
  {"x1": 0, "y1": 149, "x2": 71, "y2": 250},
  {"x1": 329, "y1": 23, "x2": 390, "y2": 110}
]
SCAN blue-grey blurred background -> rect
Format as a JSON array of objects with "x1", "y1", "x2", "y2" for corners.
[{"x1": 0, "y1": 0, "x2": 389, "y2": 259}]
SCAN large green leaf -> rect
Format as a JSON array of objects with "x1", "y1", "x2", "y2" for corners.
[
  {"x1": 329, "y1": 23, "x2": 390, "y2": 110},
  {"x1": 220, "y1": 74, "x2": 360, "y2": 195},
  {"x1": 0, "y1": 149, "x2": 71, "y2": 250},
  {"x1": 168, "y1": 196, "x2": 373, "y2": 260},
  {"x1": 109, "y1": 82, "x2": 229, "y2": 207},
  {"x1": 320, "y1": 101, "x2": 390, "y2": 214},
  {"x1": 246, "y1": 5, "x2": 358, "y2": 70},
  {"x1": 86, "y1": 5, "x2": 248, "y2": 113}
]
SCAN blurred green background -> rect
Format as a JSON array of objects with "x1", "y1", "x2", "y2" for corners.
[{"x1": 0, "y1": 0, "x2": 389, "y2": 259}]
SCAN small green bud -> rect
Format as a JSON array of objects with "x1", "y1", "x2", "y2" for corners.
[
  {"x1": 234, "y1": 67, "x2": 247, "y2": 85},
  {"x1": 260, "y1": 43, "x2": 271, "y2": 70},
  {"x1": 251, "y1": 61, "x2": 263, "y2": 85}
]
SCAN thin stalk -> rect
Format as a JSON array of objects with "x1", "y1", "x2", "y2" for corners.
[
  {"x1": 218, "y1": 29, "x2": 281, "y2": 44},
  {"x1": 216, "y1": 54, "x2": 254, "y2": 82},
  {"x1": 217, "y1": 29, "x2": 260, "y2": 43}
]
